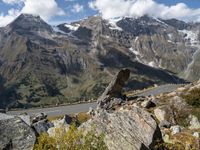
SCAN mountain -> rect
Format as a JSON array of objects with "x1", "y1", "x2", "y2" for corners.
[{"x1": 0, "y1": 13, "x2": 198, "y2": 109}]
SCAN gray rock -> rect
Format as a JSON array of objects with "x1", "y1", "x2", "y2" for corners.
[
  {"x1": 31, "y1": 112, "x2": 47, "y2": 123},
  {"x1": 154, "y1": 105, "x2": 176, "y2": 125},
  {"x1": 97, "y1": 69, "x2": 130, "y2": 110},
  {"x1": 47, "y1": 117, "x2": 70, "y2": 137},
  {"x1": 18, "y1": 114, "x2": 31, "y2": 126},
  {"x1": 170, "y1": 125, "x2": 181, "y2": 135},
  {"x1": 0, "y1": 113, "x2": 14, "y2": 120},
  {"x1": 0, "y1": 113, "x2": 36, "y2": 150},
  {"x1": 32, "y1": 119, "x2": 53, "y2": 135},
  {"x1": 81, "y1": 107, "x2": 163, "y2": 150},
  {"x1": 189, "y1": 115, "x2": 200, "y2": 130},
  {"x1": 141, "y1": 100, "x2": 156, "y2": 109}
]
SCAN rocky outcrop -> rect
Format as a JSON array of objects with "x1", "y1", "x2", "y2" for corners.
[
  {"x1": 97, "y1": 69, "x2": 130, "y2": 110},
  {"x1": 32, "y1": 119, "x2": 53, "y2": 135},
  {"x1": 81, "y1": 107, "x2": 162, "y2": 150},
  {"x1": 154, "y1": 105, "x2": 176, "y2": 125},
  {"x1": 0, "y1": 113, "x2": 36, "y2": 150}
]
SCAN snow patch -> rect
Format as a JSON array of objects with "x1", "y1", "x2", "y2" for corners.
[
  {"x1": 108, "y1": 18, "x2": 123, "y2": 31},
  {"x1": 148, "y1": 61, "x2": 156, "y2": 67},
  {"x1": 52, "y1": 26, "x2": 66, "y2": 34},
  {"x1": 129, "y1": 47, "x2": 139, "y2": 55},
  {"x1": 65, "y1": 23, "x2": 80, "y2": 31},
  {"x1": 179, "y1": 30, "x2": 199, "y2": 45},
  {"x1": 134, "y1": 36, "x2": 139, "y2": 42}
]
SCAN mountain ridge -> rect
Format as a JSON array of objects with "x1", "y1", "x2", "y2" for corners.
[{"x1": 0, "y1": 13, "x2": 197, "y2": 109}]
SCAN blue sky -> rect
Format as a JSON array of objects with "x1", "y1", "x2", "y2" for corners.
[{"x1": 0, "y1": 0, "x2": 200, "y2": 27}]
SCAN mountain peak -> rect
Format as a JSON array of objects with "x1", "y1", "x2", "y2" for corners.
[{"x1": 7, "y1": 13, "x2": 53, "y2": 34}]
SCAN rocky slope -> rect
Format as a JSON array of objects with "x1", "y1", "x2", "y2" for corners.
[
  {"x1": 0, "y1": 14, "x2": 190, "y2": 108},
  {"x1": 82, "y1": 69, "x2": 200, "y2": 150}
]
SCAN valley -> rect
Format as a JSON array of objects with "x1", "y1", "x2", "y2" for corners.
[{"x1": 1, "y1": 14, "x2": 199, "y2": 109}]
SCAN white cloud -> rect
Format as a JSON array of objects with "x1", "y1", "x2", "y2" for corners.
[
  {"x1": 71, "y1": 3, "x2": 84, "y2": 13},
  {"x1": 0, "y1": 0, "x2": 66, "y2": 27},
  {"x1": 0, "y1": 9, "x2": 20, "y2": 27},
  {"x1": 89, "y1": 0, "x2": 200, "y2": 22},
  {"x1": 2, "y1": 0, "x2": 23, "y2": 5}
]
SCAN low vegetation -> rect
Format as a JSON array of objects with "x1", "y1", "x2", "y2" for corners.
[{"x1": 34, "y1": 124, "x2": 107, "y2": 150}]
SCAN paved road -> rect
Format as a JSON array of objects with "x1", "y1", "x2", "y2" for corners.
[
  {"x1": 7, "y1": 84, "x2": 185, "y2": 117},
  {"x1": 136, "y1": 84, "x2": 184, "y2": 97},
  {"x1": 7, "y1": 102, "x2": 97, "y2": 117}
]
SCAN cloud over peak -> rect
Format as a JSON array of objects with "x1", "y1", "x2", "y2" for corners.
[
  {"x1": 89, "y1": 0, "x2": 200, "y2": 22},
  {"x1": 0, "y1": 0, "x2": 65, "y2": 27}
]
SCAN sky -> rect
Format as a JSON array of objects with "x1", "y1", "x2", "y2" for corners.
[{"x1": 0, "y1": 0, "x2": 200, "y2": 27}]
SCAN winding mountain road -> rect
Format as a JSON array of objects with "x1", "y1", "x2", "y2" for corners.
[
  {"x1": 7, "y1": 84, "x2": 185, "y2": 117},
  {"x1": 135, "y1": 84, "x2": 184, "y2": 97}
]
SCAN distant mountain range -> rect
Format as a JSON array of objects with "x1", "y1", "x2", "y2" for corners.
[{"x1": 0, "y1": 13, "x2": 199, "y2": 109}]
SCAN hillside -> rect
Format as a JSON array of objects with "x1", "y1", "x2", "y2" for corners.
[{"x1": 1, "y1": 14, "x2": 200, "y2": 108}]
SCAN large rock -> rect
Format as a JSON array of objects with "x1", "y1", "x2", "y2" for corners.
[
  {"x1": 0, "y1": 113, "x2": 36, "y2": 150},
  {"x1": 47, "y1": 117, "x2": 70, "y2": 137},
  {"x1": 32, "y1": 119, "x2": 53, "y2": 135},
  {"x1": 97, "y1": 69, "x2": 130, "y2": 110},
  {"x1": 189, "y1": 115, "x2": 200, "y2": 130},
  {"x1": 154, "y1": 105, "x2": 176, "y2": 125},
  {"x1": 81, "y1": 107, "x2": 163, "y2": 150}
]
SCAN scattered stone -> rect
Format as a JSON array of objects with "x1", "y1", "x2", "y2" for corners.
[
  {"x1": 31, "y1": 113, "x2": 47, "y2": 123},
  {"x1": 81, "y1": 107, "x2": 163, "y2": 150},
  {"x1": 32, "y1": 119, "x2": 53, "y2": 135},
  {"x1": 0, "y1": 113, "x2": 36, "y2": 150},
  {"x1": 87, "y1": 107, "x2": 95, "y2": 116},
  {"x1": 154, "y1": 105, "x2": 175, "y2": 124},
  {"x1": 97, "y1": 69, "x2": 130, "y2": 110},
  {"x1": 47, "y1": 117, "x2": 70, "y2": 137},
  {"x1": 159, "y1": 120, "x2": 171, "y2": 128},
  {"x1": 170, "y1": 125, "x2": 181, "y2": 135},
  {"x1": 189, "y1": 115, "x2": 200, "y2": 130},
  {"x1": 141, "y1": 100, "x2": 156, "y2": 109},
  {"x1": 193, "y1": 132, "x2": 199, "y2": 138}
]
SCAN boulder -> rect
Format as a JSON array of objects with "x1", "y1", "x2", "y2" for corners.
[
  {"x1": 81, "y1": 107, "x2": 163, "y2": 150},
  {"x1": 97, "y1": 69, "x2": 130, "y2": 110},
  {"x1": 188, "y1": 115, "x2": 200, "y2": 130},
  {"x1": 170, "y1": 125, "x2": 181, "y2": 135},
  {"x1": 0, "y1": 113, "x2": 36, "y2": 150},
  {"x1": 32, "y1": 119, "x2": 53, "y2": 135},
  {"x1": 154, "y1": 105, "x2": 176, "y2": 125}
]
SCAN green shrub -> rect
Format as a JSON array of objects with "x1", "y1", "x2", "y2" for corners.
[{"x1": 34, "y1": 124, "x2": 108, "y2": 150}]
